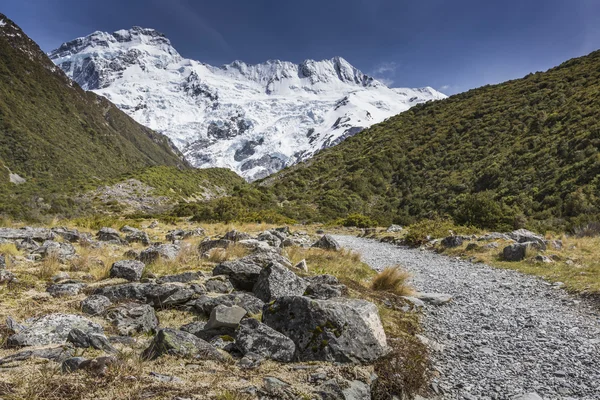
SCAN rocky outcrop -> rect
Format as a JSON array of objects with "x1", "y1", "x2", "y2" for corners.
[
  {"x1": 312, "y1": 235, "x2": 341, "y2": 251},
  {"x1": 93, "y1": 283, "x2": 195, "y2": 307},
  {"x1": 138, "y1": 244, "x2": 180, "y2": 263},
  {"x1": 191, "y1": 293, "x2": 264, "y2": 316},
  {"x1": 110, "y1": 260, "x2": 145, "y2": 281},
  {"x1": 8, "y1": 314, "x2": 103, "y2": 347},
  {"x1": 253, "y1": 262, "x2": 308, "y2": 302},
  {"x1": 105, "y1": 302, "x2": 159, "y2": 335},
  {"x1": 212, "y1": 257, "x2": 262, "y2": 291},
  {"x1": 235, "y1": 318, "x2": 295, "y2": 362},
  {"x1": 262, "y1": 296, "x2": 388, "y2": 363},
  {"x1": 81, "y1": 295, "x2": 112, "y2": 315}
]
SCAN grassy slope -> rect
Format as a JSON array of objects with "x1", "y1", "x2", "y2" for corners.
[
  {"x1": 259, "y1": 50, "x2": 600, "y2": 231},
  {"x1": 0, "y1": 14, "x2": 190, "y2": 218}
]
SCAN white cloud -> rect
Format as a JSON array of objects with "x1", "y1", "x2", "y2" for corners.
[
  {"x1": 370, "y1": 61, "x2": 398, "y2": 87},
  {"x1": 440, "y1": 85, "x2": 450, "y2": 90}
]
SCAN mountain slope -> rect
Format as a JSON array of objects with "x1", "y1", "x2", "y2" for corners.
[
  {"x1": 253, "y1": 50, "x2": 600, "y2": 231},
  {"x1": 0, "y1": 14, "x2": 189, "y2": 188},
  {"x1": 49, "y1": 28, "x2": 446, "y2": 180}
]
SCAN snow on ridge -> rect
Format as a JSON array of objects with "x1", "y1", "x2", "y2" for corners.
[{"x1": 49, "y1": 27, "x2": 447, "y2": 181}]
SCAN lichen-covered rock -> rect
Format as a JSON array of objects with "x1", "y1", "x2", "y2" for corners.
[
  {"x1": 312, "y1": 235, "x2": 341, "y2": 251},
  {"x1": 441, "y1": 236, "x2": 463, "y2": 248},
  {"x1": 81, "y1": 295, "x2": 112, "y2": 315},
  {"x1": 142, "y1": 328, "x2": 225, "y2": 361},
  {"x1": 139, "y1": 244, "x2": 180, "y2": 263},
  {"x1": 0, "y1": 346, "x2": 74, "y2": 366},
  {"x1": 7, "y1": 314, "x2": 103, "y2": 347},
  {"x1": 257, "y1": 231, "x2": 282, "y2": 248},
  {"x1": 205, "y1": 276, "x2": 234, "y2": 293},
  {"x1": 305, "y1": 275, "x2": 346, "y2": 300},
  {"x1": 110, "y1": 260, "x2": 145, "y2": 281},
  {"x1": 46, "y1": 282, "x2": 86, "y2": 297},
  {"x1": 105, "y1": 302, "x2": 158, "y2": 335},
  {"x1": 235, "y1": 318, "x2": 295, "y2": 362},
  {"x1": 223, "y1": 229, "x2": 251, "y2": 242},
  {"x1": 96, "y1": 227, "x2": 123, "y2": 243},
  {"x1": 166, "y1": 228, "x2": 205, "y2": 242},
  {"x1": 507, "y1": 229, "x2": 547, "y2": 249},
  {"x1": 52, "y1": 227, "x2": 88, "y2": 243},
  {"x1": 212, "y1": 257, "x2": 262, "y2": 291},
  {"x1": 67, "y1": 328, "x2": 115, "y2": 352},
  {"x1": 33, "y1": 240, "x2": 77, "y2": 262},
  {"x1": 253, "y1": 262, "x2": 308, "y2": 302},
  {"x1": 157, "y1": 271, "x2": 203, "y2": 284},
  {"x1": 191, "y1": 293, "x2": 264, "y2": 316},
  {"x1": 125, "y1": 230, "x2": 151, "y2": 246},
  {"x1": 94, "y1": 283, "x2": 195, "y2": 308},
  {"x1": 205, "y1": 305, "x2": 247, "y2": 330},
  {"x1": 0, "y1": 227, "x2": 54, "y2": 242},
  {"x1": 199, "y1": 239, "x2": 233, "y2": 254},
  {"x1": 314, "y1": 378, "x2": 371, "y2": 400},
  {"x1": 262, "y1": 296, "x2": 388, "y2": 363}
]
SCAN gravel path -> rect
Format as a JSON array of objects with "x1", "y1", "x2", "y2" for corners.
[{"x1": 333, "y1": 235, "x2": 600, "y2": 400}]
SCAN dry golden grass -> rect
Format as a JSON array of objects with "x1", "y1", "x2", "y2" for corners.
[
  {"x1": 204, "y1": 244, "x2": 251, "y2": 264},
  {"x1": 36, "y1": 253, "x2": 62, "y2": 281},
  {"x1": 0, "y1": 243, "x2": 21, "y2": 257},
  {"x1": 371, "y1": 266, "x2": 414, "y2": 296}
]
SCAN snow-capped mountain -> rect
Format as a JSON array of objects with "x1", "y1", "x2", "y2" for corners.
[{"x1": 49, "y1": 27, "x2": 446, "y2": 180}]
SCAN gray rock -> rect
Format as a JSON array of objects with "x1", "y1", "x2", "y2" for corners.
[
  {"x1": 550, "y1": 240, "x2": 563, "y2": 250},
  {"x1": 110, "y1": 260, "x2": 145, "y2": 281},
  {"x1": 293, "y1": 259, "x2": 309, "y2": 272},
  {"x1": 205, "y1": 304, "x2": 247, "y2": 330},
  {"x1": 205, "y1": 276, "x2": 234, "y2": 293},
  {"x1": 0, "y1": 346, "x2": 74, "y2": 366},
  {"x1": 263, "y1": 377, "x2": 291, "y2": 396},
  {"x1": 139, "y1": 244, "x2": 180, "y2": 263},
  {"x1": 502, "y1": 242, "x2": 533, "y2": 261},
  {"x1": 387, "y1": 225, "x2": 403, "y2": 233},
  {"x1": 180, "y1": 321, "x2": 206, "y2": 336},
  {"x1": 0, "y1": 268, "x2": 15, "y2": 283},
  {"x1": 7, "y1": 314, "x2": 103, "y2": 347},
  {"x1": 235, "y1": 318, "x2": 295, "y2": 362},
  {"x1": 535, "y1": 255, "x2": 553, "y2": 264},
  {"x1": 257, "y1": 231, "x2": 282, "y2": 248},
  {"x1": 0, "y1": 254, "x2": 5, "y2": 269},
  {"x1": 166, "y1": 228, "x2": 205, "y2": 241},
  {"x1": 511, "y1": 394, "x2": 544, "y2": 400},
  {"x1": 96, "y1": 227, "x2": 123, "y2": 243},
  {"x1": 0, "y1": 227, "x2": 54, "y2": 242},
  {"x1": 73, "y1": 356, "x2": 118, "y2": 376},
  {"x1": 52, "y1": 227, "x2": 88, "y2": 243},
  {"x1": 507, "y1": 229, "x2": 547, "y2": 250},
  {"x1": 94, "y1": 283, "x2": 195, "y2": 308},
  {"x1": 213, "y1": 257, "x2": 262, "y2": 291},
  {"x1": 199, "y1": 239, "x2": 233, "y2": 254},
  {"x1": 6, "y1": 316, "x2": 26, "y2": 333},
  {"x1": 415, "y1": 292, "x2": 453, "y2": 305},
  {"x1": 441, "y1": 236, "x2": 463, "y2": 248},
  {"x1": 245, "y1": 251, "x2": 293, "y2": 268},
  {"x1": 157, "y1": 271, "x2": 203, "y2": 284},
  {"x1": 149, "y1": 372, "x2": 183, "y2": 383},
  {"x1": 253, "y1": 262, "x2": 308, "y2": 302},
  {"x1": 223, "y1": 229, "x2": 251, "y2": 242},
  {"x1": 33, "y1": 240, "x2": 77, "y2": 262},
  {"x1": 262, "y1": 296, "x2": 388, "y2": 363},
  {"x1": 401, "y1": 296, "x2": 426, "y2": 309},
  {"x1": 125, "y1": 230, "x2": 150, "y2": 246},
  {"x1": 67, "y1": 328, "x2": 115, "y2": 352},
  {"x1": 142, "y1": 328, "x2": 225, "y2": 361},
  {"x1": 61, "y1": 356, "x2": 87, "y2": 373},
  {"x1": 191, "y1": 293, "x2": 264, "y2": 316},
  {"x1": 237, "y1": 351, "x2": 263, "y2": 369},
  {"x1": 312, "y1": 235, "x2": 341, "y2": 251},
  {"x1": 237, "y1": 239, "x2": 273, "y2": 252},
  {"x1": 305, "y1": 275, "x2": 346, "y2": 300},
  {"x1": 105, "y1": 302, "x2": 158, "y2": 335},
  {"x1": 315, "y1": 379, "x2": 371, "y2": 400},
  {"x1": 46, "y1": 282, "x2": 86, "y2": 297},
  {"x1": 81, "y1": 295, "x2": 112, "y2": 315}
]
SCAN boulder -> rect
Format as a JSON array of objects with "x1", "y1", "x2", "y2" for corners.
[
  {"x1": 52, "y1": 227, "x2": 88, "y2": 243},
  {"x1": 0, "y1": 269, "x2": 15, "y2": 284},
  {"x1": 386, "y1": 225, "x2": 403, "y2": 233},
  {"x1": 7, "y1": 314, "x2": 103, "y2": 347},
  {"x1": 235, "y1": 318, "x2": 295, "y2": 362},
  {"x1": 223, "y1": 229, "x2": 252, "y2": 242},
  {"x1": 305, "y1": 275, "x2": 346, "y2": 300},
  {"x1": 67, "y1": 328, "x2": 115, "y2": 352},
  {"x1": 125, "y1": 230, "x2": 151, "y2": 246},
  {"x1": 415, "y1": 292, "x2": 453, "y2": 305},
  {"x1": 33, "y1": 240, "x2": 77, "y2": 262},
  {"x1": 142, "y1": 328, "x2": 225, "y2": 361},
  {"x1": 237, "y1": 239, "x2": 273, "y2": 252},
  {"x1": 110, "y1": 260, "x2": 145, "y2": 281},
  {"x1": 312, "y1": 235, "x2": 341, "y2": 251},
  {"x1": 0, "y1": 227, "x2": 54, "y2": 242},
  {"x1": 0, "y1": 346, "x2": 74, "y2": 366},
  {"x1": 257, "y1": 231, "x2": 281, "y2": 248},
  {"x1": 180, "y1": 321, "x2": 206, "y2": 336},
  {"x1": 502, "y1": 242, "x2": 533, "y2": 261},
  {"x1": 441, "y1": 236, "x2": 463, "y2": 248},
  {"x1": 139, "y1": 244, "x2": 180, "y2": 264},
  {"x1": 46, "y1": 282, "x2": 86, "y2": 297},
  {"x1": 105, "y1": 302, "x2": 159, "y2": 335},
  {"x1": 507, "y1": 229, "x2": 547, "y2": 250},
  {"x1": 315, "y1": 379, "x2": 371, "y2": 400},
  {"x1": 166, "y1": 228, "x2": 205, "y2": 242},
  {"x1": 6, "y1": 316, "x2": 26, "y2": 333},
  {"x1": 262, "y1": 296, "x2": 388, "y2": 363},
  {"x1": 205, "y1": 276, "x2": 234, "y2": 293},
  {"x1": 191, "y1": 293, "x2": 264, "y2": 316},
  {"x1": 157, "y1": 271, "x2": 203, "y2": 284},
  {"x1": 199, "y1": 239, "x2": 233, "y2": 254},
  {"x1": 94, "y1": 283, "x2": 195, "y2": 308},
  {"x1": 253, "y1": 262, "x2": 308, "y2": 302},
  {"x1": 205, "y1": 305, "x2": 247, "y2": 330},
  {"x1": 212, "y1": 257, "x2": 262, "y2": 291},
  {"x1": 68, "y1": 356, "x2": 118, "y2": 376},
  {"x1": 96, "y1": 227, "x2": 123, "y2": 243},
  {"x1": 81, "y1": 295, "x2": 112, "y2": 315}
]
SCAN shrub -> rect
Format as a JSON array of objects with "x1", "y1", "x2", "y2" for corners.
[
  {"x1": 404, "y1": 218, "x2": 478, "y2": 247},
  {"x1": 335, "y1": 213, "x2": 378, "y2": 228}
]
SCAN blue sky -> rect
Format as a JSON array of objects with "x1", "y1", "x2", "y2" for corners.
[{"x1": 3, "y1": 0, "x2": 600, "y2": 94}]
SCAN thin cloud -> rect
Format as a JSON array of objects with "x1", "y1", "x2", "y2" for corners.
[
  {"x1": 440, "y1": 85, "x2": 450, "y2": 90},
  {"x1": 371, "y1": 61, "x2": 398, "y2": 87}
]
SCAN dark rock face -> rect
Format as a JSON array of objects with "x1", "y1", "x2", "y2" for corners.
[
  {"x1": 262, "y1": 296, "x2": 388, "y2": 363},
  {"x1": 7, "y1": 314, "x2": 104, "y2": 347},
  {"x1": 441, "y1": 236, "x2": 464, "y2": 248},
  {"x1": 199, "y1": 239, "x2": 233, "y2": 254},
  {"x1": 66, "y1": 328, "x2": 115, "y2": 352},
  {"x1": 502, "y1": 243, "x2": 532, "y2": 262},
  {"x1": 46, "y1": 282, "x2": 86, "y2": 297},
  {"x1": 96, "y1": 227, "x2": 123, "y2": 243},
  {"x1": 138, "y1": 244, "x2": 180, "y2": 263},
  {"x1": 191, "y1": 293, "x2": 264, "y2": 316},
  {"x1": 235, "y1": 318, "x2": 295, "y2": 362},
  {"x1": 156, "y1": 271, "x2": 203, "y2": 284},
  {"x1": 205, "y1": 276, "x2": 234, "y2": 293},
  {"x1": 257, "y1": 231, "x2": 282, "y2": 248},
  {"x1": 0, "y1": 346, "x2": 74, "y2": 366},
  {"x1": 125, "y1": 230, "x2": 150, "y2": 246},
  {"x1": 105, "y1": 302, "x2": 159, "y2": 335},
  {"x1": 312, "y1": 235, "x2": 341, "y2": 251},
  {"x1": 142, "y1": 328, "x2": 225, "y2": 361},
  {"x1": 81, "y1": 295, "x2": 112, "y2": 315},
  {"x1": 110, "y1": 260, "x2": 145, "y2": 281},
  {"x1": 305, "y1": 275, "x2": 346, "y2": 300},
  {"x1": 93, "y1": 283, "x2": 195, "y2": 308},
  {"x1": 223, "y1": 229, "x2": 252, "y2": 242},
  {"x1": 52, "y1": 227, "x2": 88, "y2": 243},
  {"x1": 253, "y1": 263, "x2": 308, "y2": 302},
  {"x1": 213, "y1": 257, "x2": 262, "y2": 291}
]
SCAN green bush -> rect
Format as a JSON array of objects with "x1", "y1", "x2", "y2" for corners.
[{"x1": 404, "y1": 218, "x2": 479, "y2": 247}]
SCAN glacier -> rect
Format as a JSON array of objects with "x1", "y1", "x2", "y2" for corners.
[{"x1": 49, "y1": 27, "x2": 446, "y2": 180}]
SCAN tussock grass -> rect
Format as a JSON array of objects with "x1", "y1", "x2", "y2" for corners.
[
  {"x1": 371, "y1": 266, "x2": 414, "y2": 296},
  {"x1": 205, "y1": 244, "x2": 251, "y2": 264},
  {"x1": 0, "y1": 243, "x2": 21, "y2": 257},
  {"x1": 36, "y1": 253, "x2": 62, "y2": 281}
]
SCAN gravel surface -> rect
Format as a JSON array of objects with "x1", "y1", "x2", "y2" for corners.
[{"x1": 334, "y1": 235, "x2": 600, "y2": 400}]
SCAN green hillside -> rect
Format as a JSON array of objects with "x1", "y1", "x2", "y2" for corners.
[{"x1": 187, "y1": 50, "x2": 600, "y2": 231}]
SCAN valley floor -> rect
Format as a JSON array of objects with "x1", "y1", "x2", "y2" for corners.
[{"x1": 334, "y1": 235, "x2": 600, "y2": 400}]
